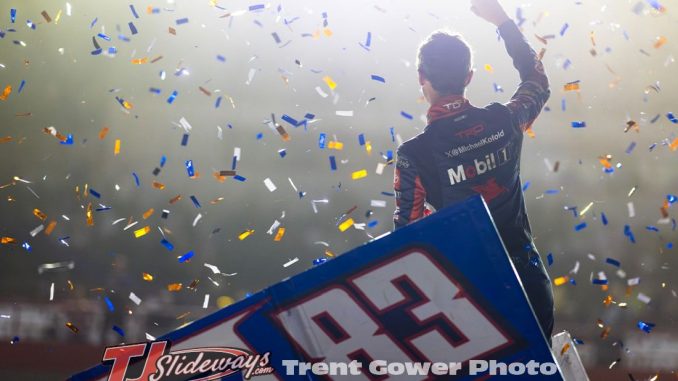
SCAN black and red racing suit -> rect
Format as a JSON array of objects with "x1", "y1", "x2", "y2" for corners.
[{"x1": 393, "y1": 19, "x2": 554, "y2": 340}]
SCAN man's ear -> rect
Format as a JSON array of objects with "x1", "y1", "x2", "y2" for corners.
[{"x1": 464, "y1": 70, "x2": 474, "y2": 87}]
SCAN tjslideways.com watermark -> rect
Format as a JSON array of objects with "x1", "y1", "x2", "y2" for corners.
[{"x1": 282, "y1": 359, "x2": 559, "y2": 377}]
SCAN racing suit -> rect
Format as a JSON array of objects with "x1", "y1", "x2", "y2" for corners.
[{"x1": 393, "y1": 20, "x2": 554, "y2": 341}]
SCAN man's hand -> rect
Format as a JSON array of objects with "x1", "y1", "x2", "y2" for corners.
[{"x1": 471, "y1": 0, "x2": 511, "y2": 26}]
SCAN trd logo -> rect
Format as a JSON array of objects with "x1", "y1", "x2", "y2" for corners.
[
  {"x1": 455, "y1": 124, "x2": 485, "y2": 139},
  {"x1": 272, "y1": 250, "x2": 513, "y2": 379},
  {"x1": 448, "y1": 146, "x2": 510, "y2": 186}
]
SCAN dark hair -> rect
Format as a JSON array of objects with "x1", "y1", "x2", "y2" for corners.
[{"x1": 417, "y1": 31, "x2": 472, "y2": 95}]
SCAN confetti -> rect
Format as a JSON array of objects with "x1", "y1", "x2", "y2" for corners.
[
  {"x1": 351, "y1": 169, "x2": 368, "y2": 180},
  {"x1": 338, "y1": 218, "x2": 354, "y2": 232},
  {"x1": 178, "y1": 251, "x2": 194, "y2": 263},
  {"x1": 133, "y1": 226, "x2": 150, "y2": 238},
  {"x1": 65, "y1": 322, "x2": 79, "y2": 333}
]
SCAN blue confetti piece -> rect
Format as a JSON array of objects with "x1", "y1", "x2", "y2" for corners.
[
  {"x1": 95, "y1": 207, "x2": 111, "y2": 212},
  {"x1": 673, "y1": 218, "x2": 677, "y2": 231},
  {"x1": 132, "y1": 172, "x2": 140, "y2": 187},
  {"x1": 233, "y1": 175, "x2": 246, "y2": 182},
  {"x1": 60, "y1": 134, "x2": 74, "y2": 145},
  {"x1": 150, "y1": 7, "x2": 160, "y2": 14},
  {"x1": 571, "y1": 121, "x2": 586, "y2": 128},
  {"x1": 493, "y1": 83, "x2": 504, "y2": 93},
  {"x1": 107, "y1": 47, "x2": 117, "y2": 55},
  {"x1": 10, "y1": 8, "x2": 16, "y2": 23},
  {"x1": 386, "y1": 150, "x2": 394, "y2": 162},
  {"x1": 650, "y1": 114, "x2": 661, "y2": 123},
  {"x1": 563, "y1": 59, "x2": 572, "y2": 70},
  {"x1": 545, "y1": 189, "x2": 560, "y2": 195},
  {"x1": 128, "y1": 22, "x2": 138, "y2": 35},
  {"x1": 669, "y1": 195, "x2": 678, "y2": 204},
  {"x1": 249, "y1": 4, "x2": 265, "y2": 11},
  {"x1": 626, "y1": 142, "x2": 636, "y2": 154},
  {"x1": 215, "y1": 96, "x2": 222, "y2": 108},
  {"x1": 624, "y1": 225, "x2": 636, "y2": 243},
  {"x1": 522, "y1": 181, "x2": 531, "y2": 192},
  {"x1": 104, "y1": 296, "x2": 114, "y2": 312},
  {"x1": 189, "y1": 195, "x2": 201, "y2": 208},
  {"x1": 319, "y1": 133, "x2": 327, "y2": 149},
  {"x1": 561, "y1": 99, "x2": 567, "y2": 112},
  {"x1": 305, "y1": 113, "x2": 316, "y2": 120},
  {"x1": 371, "y1": 75, "x2": 386, "y2": 83},
  {"x1": 256, "y1": 132, "x2": 263, "y2": 140},
  {"x1": 231, "y1": 156, "x2": 237, "y2": 170},
  {"x1": 560, "y1": 23, "x2": 569, "y2": 36},
  {"x1": 381, "y1": 191, "x2": 395, "y2": 197},
  {"x1": 185, "y1": 160, "x2": 195, "y2": 177},
  {"x1": 149, "y1": 87, "x2": 161, "y2": 94},
  {"x1": 281, "y1": 114, "x2": 299, "y2": 126},
  {"x1": 547, "y1": 253, "x2": 553, "y2": 266},
  {"x1": 329, "y1": 156, "x2": 337, "y2": 171},
  {"x1": 358, "y1": 134, "x2": 366, "y2": 146},
  {"x1": 178, "y1": 251, "x2": 194, "y2": 263},
  {"x1": 22, "y1": 242, "x2": 31, "y2": 252},
  {"x1": 160, "y1": 239, "x2": 174, "y2": 251},
  {"x1": 367, "y1": 220, "x2": 379, "y2": 228},
  {"x1": 216, "y1": 55, "x2": 226, "y2": 62},
  {"x1": 89, "y1": 189, "x2": 101, "y2": 199},
  {"x1": 167, "y1": 90, "x2": 178, "y2": 104},
  {"x1": 90, "y1": 17, "x2": 98, "y2": 29},
  {"x1": 278, "y1": 149, "x2": 287, "y2": 158},
  {"x1": 160, "y1": 155, "x2": 166, "y2": 168},
  {"x1": 389, "y1": 127, "x2": 395, "y2": 142},
  {"x1": 400, "y1": 111, "x2": 413, "y2": 120},
  {"x1": 667, "y1": 242, "x2": 673, "y2": 249},
  {"x1": 601, "y1": 212, "x2": 608, "y2": 225},
  {"x1": 112, "y1": 325, "x2": 125, "y2": 337},
  {"x1": 574, "y1": 222, "x2": 587, "y2": 231},
  {"x1": 175, "y1": 18, "x2": 189, "y2": 25},
  {"x1": 646, "y1": 0, "x2": 663, "y2": 10},
  {"x1": 129, "y1": 4, "x2": 139, "y2": 19},
  {"x1": 569, "y1": 278, "x2": 577, "y2": 285},
  {"x1": 606, "y1": 258, "x2": 621, "y2": 267},
  {"x1": 181, "y1": 133, "x2": 189, "y2": 146},
  {"x1": 592, "y1": 278, "x2": 608, "y2": 285},
  {"x1": 18, "y1": 80, "x2": 25, "y2": 93},
  {"x1": 667, "y1": 113, "x2": 677, "y2": 124},
  {"x1": 637, "y1": 320, "x2": 655, "y2": 333},
  {"x1": 97, "y1": 33, "x2": 111, "y2": 41},
  {"x1": 646, "y1": 226, "x2": 659, "y2": 232},
  {"x1": 312, "y1": 258, "x2": 327, "y2": 266},
  {"x1": 118, "y1": 34, "x2": 131, "y2": 42}
]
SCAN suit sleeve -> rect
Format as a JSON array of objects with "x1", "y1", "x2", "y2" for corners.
[
  {"x1": 393, "y1": 147, "x2": 426, "y2": 230},
  {"x1": 499, "y1": 20, "x2": 551, "y2": 132}
]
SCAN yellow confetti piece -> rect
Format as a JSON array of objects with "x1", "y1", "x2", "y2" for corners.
[
  {"x1": 564, "y1": 82, "x2": 580, "y2": 91},
  {"x1": 176, "y1": 311, "x2": 191, "y2": 320},
  {"x1": 339, "y1": 218, "x2": 355, "y2": 232},
  {"x1": 580, "y1": 202, "x2": 594, "y2": 216},
  {"x1": 238, "y1": 229, "x2": 254, "y2": 240},
  {"x1": 325, "y1": 249, "x2": 335, "y2": 257},
  {"x1": 45, "y1": 220, "x2": 57, "y2": 235},
  {"x1": 131, "y1": 57, "x2": 148, "y2": 64},
  {"x1": 134, "y1": 226, "x2": 150, "y2": 238},
  {"x1": 323, "y1": 28, "x2": 333, "y2": 37},
  {"x1": 274, "y1": 227, "x2": 285, "y2": 241},
  {"x1": 33, "y1": 208, "x2": 47, "y2": 221},
  {"x1": 365, "y1": 141, "x2": 372, "y2": 155},
  {"x1": 328, "y1": 141, "x2": 344, "y2": 150},
  {"x1": 67, "y1": 280, "x2": 74, "y2": 290},
  {"x1": 114, "y1": 139, "x2": 121, "y2": 155},
  {"x1": 654, "y1": 35, "x2": 667, "y2": 49},
  {"x1": 153, "y1": 181, "x2": 166, "y2": 190},
  {"x1": 484, "y1": 64, "x2": 494, "y2": 73},
  {"x1": 167, "y1": 283, "x2": 183, "y2": 292},
  {"x1": 142, "y1": 208, "x2": 154, "y2": 219},
  {"x1": 1, "y1": 237, "x2": 16, "y2": 244},
  {"x1": 86, "y1": 203, "x2": 94, "y2": 226},
  {"x1": 66, "y1": 322, "x2": 79, "y2": 333},
  {"x1": 217, "y1": 296, "x2": 234, "y2": 308},
  {"x1": 560, "y1": 343, "x2": 571, "y2": 356},
  {"x1": 553, "y1": 276, "x2": 569, "y2": 286},
  {"x1": 0, "y1": 85, "x2": 11, "y2": 101},
  {"x1": 142, "y1": 272, "x2": 154, "y2": 281},
  {"x1": 525, "y1": 126, "x2": 536, "y2": 138},
  {"x1": 351, "y1": 170, "x2": 368, "y2": 180},
  {"x1": 99, "y1": 127, "x2": 109, "y2": 140},
  {"x1": 669, "y1": 137, "x2": 678, "y2": 151},
  {"x1": 323, "y1": 76, "x2": 337, "y2": 90},
  {"x1": 54, "y1": 9, "x2": 62, "y2": 24}
]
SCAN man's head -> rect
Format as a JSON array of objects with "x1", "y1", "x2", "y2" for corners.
[{"x1": 417, "y1": 31, "x2": 473, "y2": 103}]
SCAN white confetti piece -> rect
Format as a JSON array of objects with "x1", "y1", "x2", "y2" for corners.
[
  {"x1": 245, "y1": 68, "x2": 257, "y2": 85},
  {"x1": 627, "y1": 202, "x2": 635, "y2": 218},
  {"x1": 203, "y1": 294, "x2": 210, "y2": 309},
  {"x1": 335, "y1": 110, "x2": 354, "y2": 117},
  {"x1": 234, "y1": 147, "x2": 241, "y2": 161},
  {"x1": 129, "y1": 292, "x2": 142, "y2": 306},
  {"x1": 315, "y1": 86, "x2": 328, "y2": 98},
  {"x1": 264, "y1": 178, "x2": 277, "y2": 192},
  {"x1": 49, "y1": 282, "x2": 54, "y2": 301},
  {"x1": 628, "y1": 277, "x2": 640, "y2": 286},
  {"x1": 267, "y1": 220, "x2": 281, "y2": 235},
  {"x1": 192, "y1": 213, "x2": 202, "y2": 227},
  {"x1": 145, "y1": 333, "x2": 156, "y2": 341},
  {"x1": 217, "y1": 126, "x2": 223, "y2": 140},
  {"x1": 283, "y1": 257, "x2": 299, "y2": 267},
  {"x1": 30, "y1": 225, "x2": 44, "y2": 237},
  {"x1": 0, "y1": 315, "x2": 10, "y2": 319},
  {"x1": 179, "y1": 117, "x2": 193, "y2": 133},
  {"x1": 376, "y1": 162, "x2": 386, "y2": 175},
  {"x1": 123, "y1": 221, "x2": 138, "y2": 230},
  {"x1": 637, "y1": 293, "x2": 651, "y2": 304},
  {"x1": 371, "y1": 200, "x2": 387, "y2": 208},
  {"x1": 204, "y1": 263, "x2": 220, "y2": 274}
]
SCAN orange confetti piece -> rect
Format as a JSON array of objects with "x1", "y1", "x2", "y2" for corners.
[
  {"x1": 553, "y1": 276, "x2": 569, "y2": 286},
  {"x1": 99, "y1": 127, "x2": 109, "y2": 140},
  {"x1": 560, "y1": 343, "x2": 571, "y2": 356},
  {"x1": 654, "y1": 36, "x2": 667, "y2": 49},
  {"x1": 669, "y1": 137, "x2": 678, "y2": 151},
  {"x1": 142, "y1": 273, "x2": 154, "y2": 281},
  {"x1": 339, "y1": 218, "x2": 354, "y2": 232},
  {"x1": 1, "y1": 237, "x2": 17, "y2": 244},
  {"x1": 603, "y1": 295, "x2": 613, "y2": 306},
  {"x1": 86, "y1": 203, "x2": 94, "y2": 226},
  {"x1": 142, "y1": 208, "x2": 154, "y2": 219},
  {"x1": 210, "y1": 197, "x2": 225, "y2": 204},
  {"x1": 525, "y1": 127, "x2": 536, "y2": 138},
  {"x1": 114, "y1": 139, "x2": 121, "y2": 155},
  {"x1": 169, "y1": 194, "x2": 182, "y2": 204},
  {"x1": 323, "y1": 28, "x2": 333, "y2": 37},
  {"x1": 167, "y1": 283, "x2": 183, "y2": 292},
  {"x1": 351, "y1": 170, "x2": 368, "y2": 180},
  {"x1": 134, "y1": 226, "x2": 150, "y2": 238},
  {"x1": 600, "y1": 326, "x2": 611, "y2": 339},
  {"x1": 328, "y1": 141, "x2": 344, "y2": 150},
  {"x1": 152, "y1": 181, "x2": 166, "y2": 190},
  {"x1": 0, "y1": 85, "x2": 11, "y2": 101},
  {"x1": 33, "y1": 208, "x2": 47, "y2": 221},
  {"x1": 66, "y1": 322, "x2": 79, "y2": 333},
  {"x1": 238, "y1": 229, "x2": 254, "y2": 240},
  {"x1": 131, "y1": 57, "x2": 148, "y2": 64},
  {"x1": 274, "y1": 227, "x2": 285, "y2": 241},
  {"x1": 0, "y1": 136, "x2": 12, "y2": 144},
  {"x1": 598, "y1": 156, "x2": 613, "y2": 169},
  {"x1": 564, "y1": 82, "x2": 580, "y2": 91},
  {"x1": 45, "y1": 220, "x2": 57, "y2": 235}
]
